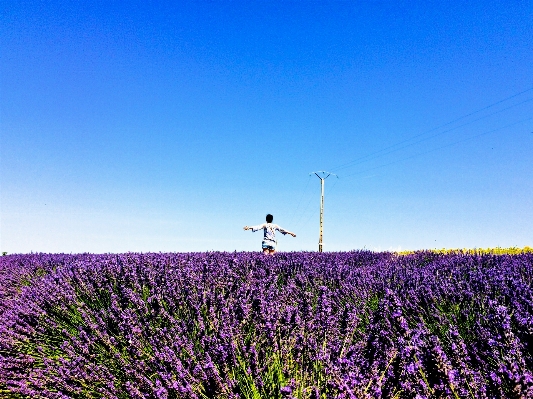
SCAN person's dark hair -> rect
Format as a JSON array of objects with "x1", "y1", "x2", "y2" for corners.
[{"x1": 266, "y1": 214, "x2": 273, "y2": 223}]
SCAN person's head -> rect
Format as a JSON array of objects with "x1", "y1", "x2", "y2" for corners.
[{"x1": 266, "y1": 214, "x2": 273, "y2": 223}]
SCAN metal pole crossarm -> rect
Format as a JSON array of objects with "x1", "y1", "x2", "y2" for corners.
[{"x1": 310, "y1": 171, "x2": 338, "y2": 180}]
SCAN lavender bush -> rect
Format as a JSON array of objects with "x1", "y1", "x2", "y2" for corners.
[{"x1": 1, "y1": 251, "x2": 533, "y2": 398}]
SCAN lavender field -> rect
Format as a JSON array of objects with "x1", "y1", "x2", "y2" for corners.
[{"x1": 1, "y1": 251, "x2": 533, "y2": 398}]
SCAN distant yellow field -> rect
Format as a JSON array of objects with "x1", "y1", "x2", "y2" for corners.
[{"x1": 397, "y1": 246, "x2": 532, "y2": 255}]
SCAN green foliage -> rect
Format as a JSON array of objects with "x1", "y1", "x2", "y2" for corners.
[{"x1": 228, "y1": 346, "x2": 328, "y2": 399}]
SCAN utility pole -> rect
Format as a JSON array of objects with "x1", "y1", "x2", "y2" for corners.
[{"x1": 311, "y1": 171, "x2": 338, "y2": 252}]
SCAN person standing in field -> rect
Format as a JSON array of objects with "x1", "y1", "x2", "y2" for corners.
[{"x1": 243, "y1": 214, "x2": 296, "y2": 255}]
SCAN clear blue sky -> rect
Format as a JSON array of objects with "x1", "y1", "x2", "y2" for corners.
[{"x1": 1, "y1": 1, "x2": 532, "y2": 253}]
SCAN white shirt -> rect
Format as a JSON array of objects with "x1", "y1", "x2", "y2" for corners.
[{"x1": 250, "y1": 223, "x2": 290, "y2": 242}]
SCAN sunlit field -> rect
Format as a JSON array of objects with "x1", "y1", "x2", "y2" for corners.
[{"x1": 1, "y1": 249, "x2": 532, "y2": 398}]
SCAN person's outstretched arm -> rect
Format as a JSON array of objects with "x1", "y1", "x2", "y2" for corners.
[
  {"x1": 275, "y1": 225, "x2": 296, "y2": 237},
  {"x1": 243, "y1": 223, "x2": 266, "y2": 232}
]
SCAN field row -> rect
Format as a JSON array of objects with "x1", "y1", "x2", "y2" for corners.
[{"x1": 1, "y1": 251, "x2": 533, "y2": 398}]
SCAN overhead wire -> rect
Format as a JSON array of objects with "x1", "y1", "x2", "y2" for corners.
[
  {"x1": 293, "y1": 174, "x2": 340, "y2": 232},
  {"x1": 292, "y1": 190, "x2": 315, "y2": 229},
  {"x1": 328, "y1": 87, "x2": 533, "y2": 173},
  {"x1": 286, "y1": 86, "x2": 533, "y2": 233},
  {"x1": 300, "y1": 204, "x2": 318, "y2": 230},
  {"x1": 287, "y1": 174, "x2": 311, "y2": 226},
  {"x1": 297, "y1": 175, "x2": 340, "y2": 233},
  {"x1": 331, "y1": 97, "x2": 533, "y2": 173},
  {"x1": 341, "y1": 116, "x2": 533, "y2": 179}
]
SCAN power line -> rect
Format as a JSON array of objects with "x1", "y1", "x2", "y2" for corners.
[
  {"x1": 287, "y1": 174, "x2": 311, "y2": 226},
  {"x1": 291, "y1": 175, "x2": 338, "y2": 231},
  {"x1": 299, "y1": 202, "x2": 319, "y2": 230},
  {"x1": 295, "y1": 174, "x2": 340, "y2": 238},
  {"x1": 292, "y1": 191, "x2": 315, "y2": 229},
  {"x1": 287, "y1": 87, "x2": 533, "y2": 241},
  {"x1": 341, "y1": 116, "x2": 533, "y2": 179},
  {"x1": 331, "y1": 97, "x2": 533, "y2": 173},
  {"x1": 328, "y1": 87, "x2": 533, "y2": 173}
]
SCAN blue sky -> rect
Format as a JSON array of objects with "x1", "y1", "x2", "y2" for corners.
[{"x1": 1, "y1": 1, "x2": 532, "y2": 253}]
